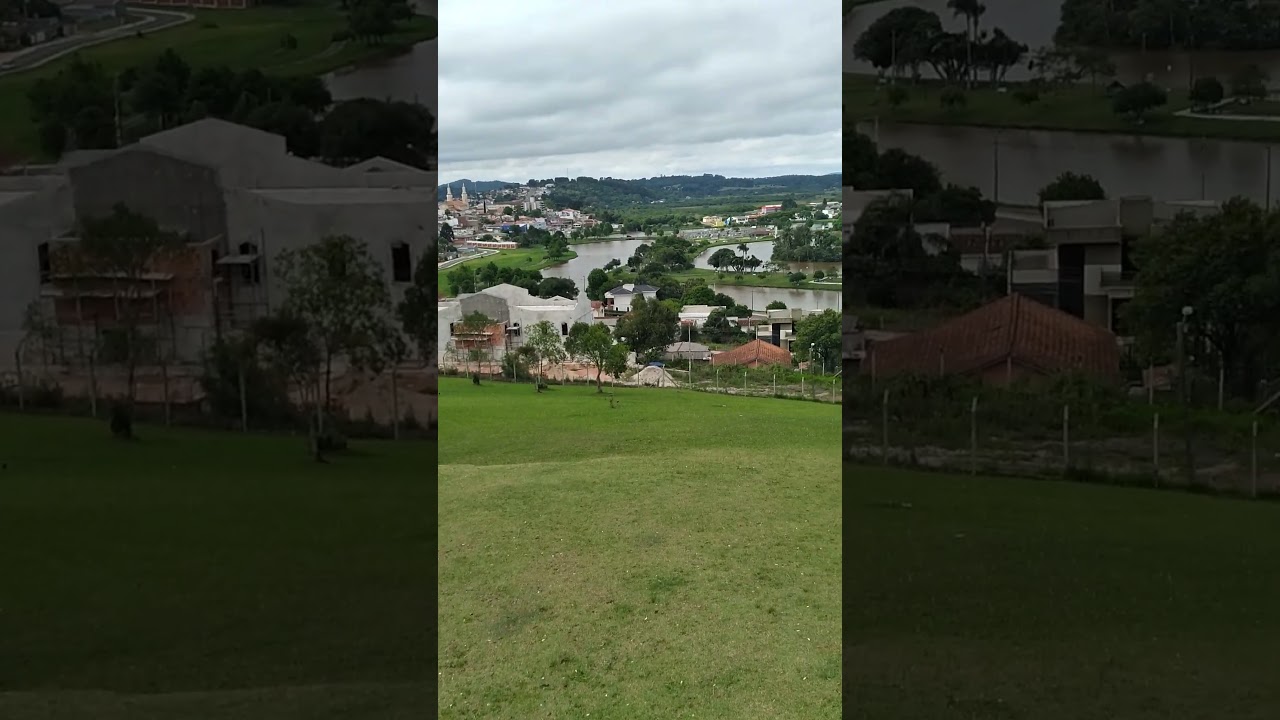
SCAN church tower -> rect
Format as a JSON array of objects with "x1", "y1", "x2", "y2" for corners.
[
  {"x1": 461, "y1": 183, "x2": 470, "y2": 204},
  {"x1": 446, "y1": 185, "x2": 453, "y2": 202}
]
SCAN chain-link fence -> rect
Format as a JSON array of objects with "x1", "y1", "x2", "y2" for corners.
[{"x1": 843, "y1": 374, "x2": 1280, "y2": 498}]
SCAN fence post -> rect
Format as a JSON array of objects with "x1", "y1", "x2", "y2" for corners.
[
  {"x1": 14, "y1": 346, "x2": 24, "y2": 412},
  {"x1": 882, "y1": 388, "x2": 890, "y2": 464},
  {"x1": 831, "y1": 378, "x2": 837, "y2": 404},
  {"x1": 970, "y1": 396, "x2": 978, "y2": 475},
  {"x1": 238, "y1": 358, "x2": 248, "y2": 433},
  {"x1": 1153, "y1": 412, "x2": 1160, "y2": 487},
  {"x1": 1252, "y1": 420, "x2": 1259, "y2": 498},
  {"x1": 773, "y1": 371, "x2": 777, "y2": 397},
  {"x1": 88, "y1": 351, "x2": 98, "y2": 419},
  {"x1": 801, "y1": 376, "x2": 804, "y2": 398},
  {"x1": 161, "y1": 358, "x2": 171, "y2": 426},
  {"x1": 715, "y1": 367, "x2": 719, "y2": 393},
  {"x1": 743, "y1": 369, "x2": 747, "y2": 394},
  {"x1": 391, "y1": 365, "x2": 400, "y2": 441},
  {"x1": 1062, "y1": 403, "x2": 1071, "y2": 473}
]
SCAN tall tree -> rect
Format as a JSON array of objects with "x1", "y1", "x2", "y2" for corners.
[
  {"x1": 251, "y1": 310, "x2": 324, "y2": 459},
  {"x1": 397, "y1": 245, "x2": 438, "y2": 364},
  {"x1": 1038, "y1": 172, "x2": 1107, "y2": 205},
  {"x1": 274, "y1": 234, "x2": 392, "y2": 423},
  {"x1": 614, "y1": 295, "x2": 678, "y2": 363},
  {"x1": 564, "y1": 321, "x2": 618, "y2": 392},
  {"x1": 525, "y1": 320, "x2": 566, "y2": 391},
  {"x1": 75, "y1": 203, "x2": 186, "y2": 434},
  {"x1": 946, "y1": 0, "x2": 986, "y2": 87}
]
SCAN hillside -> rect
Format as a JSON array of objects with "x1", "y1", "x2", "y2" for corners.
[
  {"x1": 436, "y1": 179, "x2": 520, "y2": 201},
  {"x1": 437, "y1": 173, "x2": 842, "y2": 209}
]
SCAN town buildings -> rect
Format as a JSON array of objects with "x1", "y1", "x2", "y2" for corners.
[{"x1": 0, "y1": 118, "x2": 435, "y2": 368}]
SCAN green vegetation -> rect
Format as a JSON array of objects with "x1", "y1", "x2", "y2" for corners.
[
  {"x1": 848, "y1": 465, "x2": 1280, "y2": 718},
  {"x1": 670, "y1": 267, "x2": 837, "y2": 292},
  {"x1": 438, "y1": 247, "x2": 578, "y2": 296},
  {"x1": 438, "y1": 379, "x2": 840, "y2": 719},
  {"x1": 845, "y1": 72, "x2": 1280, "y2": 142},
  {"x1": 541, "y1": 174, "x2": 840, "y2": 211},
  {"x1": 0, "y1": 413, "x2": 432, "y2": 719},
  {"x1": 1057, "y1": 0, "x2": 1280, "y2": 51},
  {"x1": 0, "y1": 3, "x2": 437, "y2": 161}
]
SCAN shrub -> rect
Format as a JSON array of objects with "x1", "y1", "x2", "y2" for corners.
[{"x1": 940, "y1": 87, "x2": 967, "y2": 109}]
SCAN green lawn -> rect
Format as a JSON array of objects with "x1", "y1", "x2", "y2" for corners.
[
  {"x1": 848, "y1": 464, "x2": 1280, "y2": 719},
  {"x1": 437, "y1": 247, "x2": 577, "y2": 296},
  {"x1": 0, "y1": 413, "x2": 433, "y2": 719},
  {"x1": 438, "y1": 379, "x2": 841, "y2": 719},
  {"x1": 0, "y1": 3, "x2": 437, "y2": 161},
  {"x1": 845, "y1": 72, "x2": 1280, "y2": 142}
]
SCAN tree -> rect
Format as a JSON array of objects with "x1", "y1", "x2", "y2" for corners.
[
  {"x1": 440, "y1": 222, "x2": 455, "y2": 245},
  {"x1": 853, "y1": 7, "x2": 943, "y2": 81},
  {"x1": 525, "y1": 320, "x2": 566, "y2": 391},
  {"x1": 75, "y1": 203, "x2": 187, "y2": 435},
  {"x1": 564, "y1": 321, "x2": 617, "y2": 391},
  {"x1": 27, "y1": 55, "x2": 115, "y2": 154},
  {"x1": 873, "y1": 148, "x2": 942, "y2": 196},
  {"x1": 1189, "y1": 76, "x2": 1225, "y2": 111},
  {"x1": 766, "y1": 300, "x2": 787, "y2": 310},
  {"x1": 940, "y1": 86, "x2": 968, "y2": 110},
  {"x1": 708, "y1": 247, "x2": 737, "y2": 271},
  {"x1": 456, "y1": 311, "x2": 493, "y2": 379},
  {"x1": 1038, "y1": 172, "x2": 1106, "y2": 205},
  {"x1": 245, "y1": 101, "x2": 320, "y2": 157},
  {"x1": 946, "y1": 0, "x2": 986, "y2": 87},
  {"x1": 602, "y1": 341, "x2": 630, "y2": 383},
  {"x1": 396, "y1": 247, "x2": 438, "y2": 364},
  {"x1": 1231, "y1": 64, "x2": 1269, "y2": 101},
  {"x1": 347, "y1": 0, "x2": 396, "y2": 44},
  {"x1": 974, "y1": 27, "x2": 1028, "y2": 85},
  {"x1": 701, "y1": 309, "x2": 734, "y2": 343},
  {"x1": 252, "y1": 310, "x2": 324, "y2": 458},
  {"x1": 447, "y1": 265, "x2": 477, "y2": 294},
  {"x1": 586, "y1": 268, "x2": 612, "y2": 300},
  {"x1": 320, "y1": 98, "x2": 436, "y2": 170},
  {"x1": 273, "y1": 234, "x2": 392, "y2": 427},
  {"x1": 1071, "y1": 47, "x2": 1116, "y2": 88},
  {"x1": 1126, "y1": 197, "x2": 1280, "y2": 399},
  {"x1": 914, "y1": 183, "x2": 996, "y2": 227},
  {"x1": 537, "y1": 277, "x2": 578, "y2": 299},
  {"x1": 614, "y1": 296, "x2": 678, "y2": 363},
  {"x1": 1111, "y1": 81, "x2": 1167, "y2": 123},
  {"x1": 794, "y1": 309, "x2": 841, "y2": 372}
]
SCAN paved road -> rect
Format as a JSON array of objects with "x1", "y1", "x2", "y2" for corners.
[{"x1": 0, "y1": 9, "x2": 192, "y2": 78}]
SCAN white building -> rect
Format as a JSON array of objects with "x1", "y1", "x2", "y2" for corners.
[
  {"x1": 603, "y1": 283, "x2": 659, "y2": 313},
  {"x1": 436, "y1": 283, "x2": 592, "y2": 364},
  {"x1": 678, "y1": 304, "x2": 726, "y2": 328}
]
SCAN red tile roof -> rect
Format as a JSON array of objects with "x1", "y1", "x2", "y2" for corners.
[
  {"x1": 867, "y1": 294, "x2": 1121, "y2": 382},
  {"x1": 711, "y1": 339, "x2": 793, "y2": 367}
]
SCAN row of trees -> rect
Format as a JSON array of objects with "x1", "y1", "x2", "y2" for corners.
[
  {"x1": 27, "y1": 50, "x2": 435, "y2": 168},
  {"x1": 1057, "y1": 0, "x2": 1280, "y2": 51}
]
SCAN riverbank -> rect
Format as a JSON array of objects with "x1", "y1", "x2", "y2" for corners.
[
  {"x1": 437, "y1": 247, "x2": 578, "y2": 296},
  {"x1": 845, "y1": 72, "x2": 1280, "y2": 143},
  {"x1": 669, "y1": 268, "x2": 841, "y2": 292},
  {"x1": 0, "y1": 3, "x2": 437, "y2": 161}
]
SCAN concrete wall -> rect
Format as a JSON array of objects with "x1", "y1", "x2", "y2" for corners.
[
  {"x1": 226, "y1": 190, "x2": 434, "y2": 313},
  {"x1": 1044, "y1": 200, "x2": 1119, "y2": 229},
  {"x1": 0, "y1": 184, "x2": 76, "y2": 368},
  {"x1": 456, "y1": 293, "x2": 510, "y2": 325},
  {"x1": 68, "y1": 148, "x2": 227, "y2": 241}
]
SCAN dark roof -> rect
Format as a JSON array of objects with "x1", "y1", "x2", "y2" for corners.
[
  {"x1": 868, "y1": 294, "x2": 1121, "y2": 381},
  {"x1": 607, "y1": 284, "x2": 658, "y2": 296},
  {"x1": 711, "y1": 339, "x2": 793, "y2": 367}
]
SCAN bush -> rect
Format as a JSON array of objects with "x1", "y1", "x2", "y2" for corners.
[{"x1": 940, "y1": 87, "x2": 967, "y2": 109}]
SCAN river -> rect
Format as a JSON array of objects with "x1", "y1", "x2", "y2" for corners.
[
  {"x1": 538, "y1": 239, "x2": 841, "y2": 311},
  {"x1": 846, "y1": 0, "x2": 1280, "y2": 89},
  {"x1": 856, "y1": 120, "x2": 1279, "y2": 207}
]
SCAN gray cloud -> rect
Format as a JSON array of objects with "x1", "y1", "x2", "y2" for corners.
[{"x1": 439, "y1": 0, "x2": 840, "y2": 182}]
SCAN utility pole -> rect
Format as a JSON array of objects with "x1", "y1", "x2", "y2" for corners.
[
  {"x1": 1177, "y1": 306, "x2": 1195, "y2": 486},
  {"x1": 992, "y1": 132, "x2": 1000, "y2": 205},
  {"x1": 1267, "y1": 146, "x2": 1273, "y2": 212}
]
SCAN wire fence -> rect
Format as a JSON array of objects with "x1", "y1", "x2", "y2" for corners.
[{"x1": 843, "y1": 374, "x2": 1280, "y2": 498}]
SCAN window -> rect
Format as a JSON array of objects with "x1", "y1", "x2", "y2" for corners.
[
  {"x1": 238, "y1": 242, "x2": 260, "y2": 284},
  {"x1": 392, "y1": 243, "x2": 412, "y2": 283},
  {"x1": 37, "y1": 242, "x2": 50, "y2": 284},
  {"x1": 561, "y1": 322, "x2": 568, "y2": 336}
]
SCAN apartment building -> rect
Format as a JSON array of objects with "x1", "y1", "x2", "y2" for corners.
[
  {"x1": 0, "y1": 118, "x2": 436, "y2": 367},
  {"x1": 1009, "y1": 196, "x2": 1220, "y2": 338}
]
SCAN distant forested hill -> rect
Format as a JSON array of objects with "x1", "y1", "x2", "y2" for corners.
[{"x1": 542, "y1": 174, "x2": 842, "y2": 210}]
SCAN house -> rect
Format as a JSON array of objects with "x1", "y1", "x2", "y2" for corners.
[
  {"x1": 678, "y1": 304, "x2": 725, "y2": 328},
  {"x1": 663, "y1": 341, "x2": 711, "y2": 362},
  {"x1": 865, "y1": 293, "x2": 1122, "y2": 385},
  {"x1": 436, "y1": 283, "x2": 592, "y2": 365},
  {"x1": 603, "y1": 283, "x2": 658, "y2": 313},
  {"x1": 0, "y1": 118, "x2": 434, "y2": 368},
  {"x1": 1010, "y1": 196, "x2": 1220, "y2": 338},
  {"x1": 755, "y1": 307, "x2": 813, "y2": 352},
  {"x1": 711, "y1": 338, "x2": 794, "y2": 368}
]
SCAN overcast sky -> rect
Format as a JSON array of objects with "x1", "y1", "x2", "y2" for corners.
[{"x1": 439, "y1": 1, "x2": 839, "y2": 183}]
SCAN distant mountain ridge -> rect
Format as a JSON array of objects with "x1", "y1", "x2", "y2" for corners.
[
  {"x1": 437, "y1": 179, "x2": 519, "y2": 200},
  {"x1": 438, "y1": 173, "x2": 842, "y2": 208}
]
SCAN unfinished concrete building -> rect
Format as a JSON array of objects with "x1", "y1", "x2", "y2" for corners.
[{"x1": 1, "y1": 118, "x2": 436, "y2": 368}]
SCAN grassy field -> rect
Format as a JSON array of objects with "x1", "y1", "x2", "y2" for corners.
[
  {"x1": 0, "y1": 3, "x2": 437, "y2": 161},
  {"x1": 0, "y1": 413, "x2": 432, "y2": 719},
  {"x1": 438, "y1": 379, "x2": 841, "y2": 719},
  {"x1": 845, "y1": 72, "x2": 1280, "y2": 142},
  {"x1": 848, "y1": 464, "x2": 1280, "y2": 719},
  {"x1": 437, "y1": 247, "x2": 578, "y2": 296}
]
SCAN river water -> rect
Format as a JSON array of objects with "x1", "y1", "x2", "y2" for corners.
[{"x1": 846, "y1": 0, "x2": 1280, "y2": 88}]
